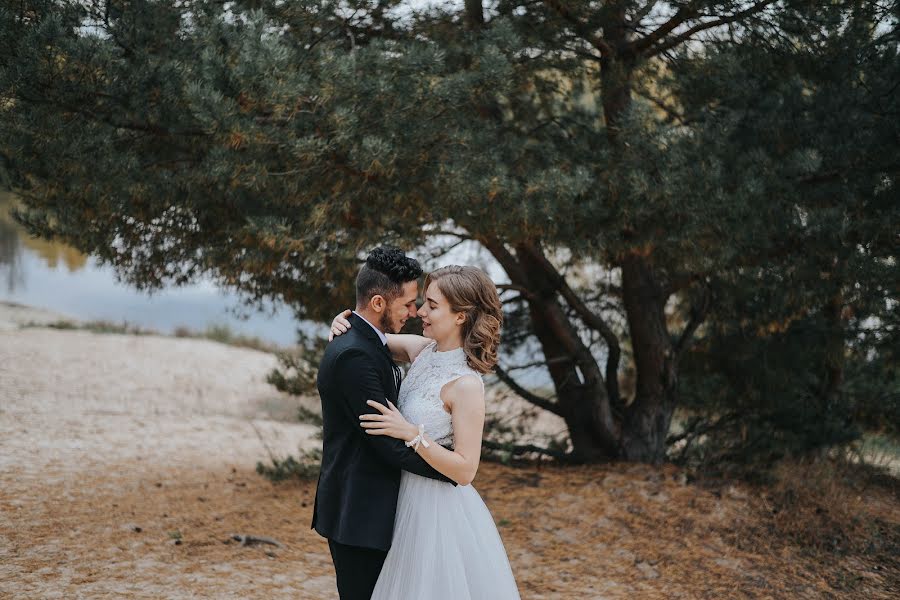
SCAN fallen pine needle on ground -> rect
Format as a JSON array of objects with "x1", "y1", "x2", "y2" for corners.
[{"x1": 1, "y1": 303, "x2": 896, "y2": 599}]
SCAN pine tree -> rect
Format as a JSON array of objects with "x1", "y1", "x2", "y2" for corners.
[{"x1": 1, "y1": 1, "x2": 896, "y2": 463}]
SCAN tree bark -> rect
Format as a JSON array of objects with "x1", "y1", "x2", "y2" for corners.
[
  {"x1": 821, "y1": 277, "x2": 846, "y2": 406},
  {"x1": 601, "y1": 6, "x2": 679, "y2": 463},
  {"x1": 618, "y1": 253, "x2": 678, "y2": 462},
  {"x1": 464, "y1": 0, "x2": 484, "y2": 30},
  {"x1": 479, "y1": 235, "x2": 620, "y2": 460},
  {"x1": 515, "y1": 241, "x2": 620, "y2": 460}
]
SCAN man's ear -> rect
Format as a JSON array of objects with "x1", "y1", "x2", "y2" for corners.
[{"x1": 371, "y1": 294, "x2": 386, "y2": 313}]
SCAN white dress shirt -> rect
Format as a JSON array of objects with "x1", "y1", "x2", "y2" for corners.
[{"x1": 352, "y1": 310, "x2": 388, "y2": 345}]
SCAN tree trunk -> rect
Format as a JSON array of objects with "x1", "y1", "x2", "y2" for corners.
[
  {"x1": 479, "y1": 236, "x2": 620, "y2": 460},
  {"x1": 618, "y1": 253, "x2": 678, "y2": 462},
  {"x1": 600, "y1": 8, "x2": 679, "y2": 463},
  {"x1": 821, "y1": 283, "x2": 846, "y2": 406},
  {"x1": 464, "y1": 0, "x2": 484, "y2": 30},
  {"x1": 515, "y1": 242, "x2": 620, "y2": 460},
  {"x1": 472, "y1": 7, "x2": 698, "y2": 463}
]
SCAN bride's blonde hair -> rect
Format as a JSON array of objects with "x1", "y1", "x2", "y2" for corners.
[{"x1": 424, "y1": 266, "x2": 502, "y2": 374}]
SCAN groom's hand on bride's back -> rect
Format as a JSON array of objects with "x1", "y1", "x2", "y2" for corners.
[{"x1": 329, "y1": 309, "x2": 353, "y2": 341}]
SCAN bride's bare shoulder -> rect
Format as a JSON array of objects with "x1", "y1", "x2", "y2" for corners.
[{"x1": 441, "y1": 375, "x2": 485, "y2": 411}]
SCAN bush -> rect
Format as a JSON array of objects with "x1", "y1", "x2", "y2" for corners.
[
  {"x1": 267, "y1": 334, "x2": 327, "y2": 397},
  {"x1": 256, "y1": 448, "x2": 323, "y2": 482},
  {"x1": 674, "y1": 313, "x2": 866, "y2": 477}
]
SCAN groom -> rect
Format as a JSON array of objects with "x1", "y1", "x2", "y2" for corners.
[{"x1": 311, "y1": 246, "x2": 454, "y2": 599}]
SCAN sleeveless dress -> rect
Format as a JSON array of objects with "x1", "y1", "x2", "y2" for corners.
[{"x1": 370, "y1": 341, "x2": 521, "y2": 600}]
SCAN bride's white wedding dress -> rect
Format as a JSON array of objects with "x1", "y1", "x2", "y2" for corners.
[{"x1": 371, "y1": 341, "x2": 521, "y2": 599}]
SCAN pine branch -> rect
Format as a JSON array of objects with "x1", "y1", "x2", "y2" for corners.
[
  {"x1": 541, "y1": 0, "x2": 612, "y2": 57},
  {"x1": 478, "y1": 236, "x2": 532, "y2": 285},
  {"x1": 667, "y1": 413, "x2": 740, "y2": 461},
  {"x1": 629, "y1": 1, "x2": 661, "y2": 26},
  {"x1": 426, "y1": 229, "x2": 474, "y2": 240},
  {"x1": 294, "y1": 23, "x2": 344, "y2": 70},
  {"x1": 557, "y1": 280, "x2": 623, "y2": 405},
  {"x1": 494, "y1": 364, "x2": 563, "y2": 416},
  {"x1": 639, "y1": 0, "x2": 779, "y2": 58},
  {"x1": 634, "y1": 88, "x2": 689, "y2": 125},
  {"x1": 423, "y1": 237, "x2": 470, "y2": 261},
  {"x1": 496, "y1": 283, "x2": 538, "y2": 301},
  {"x1": 504, "y1": 356, "x2": 572, "y2": 371},
  {"x1": 16, "y1": 91, "x2": 206, "y2": 137},
  {"x1": 673, "y1": 283, "x2": 712, "y2": 358},
  {"x1": 514, "y1": 241, "x2": 623, "y2": 409},
  {"x1": 482, "y1": 439, "x2": 573, "y2": 461},
  {"x1": 628, "y1": 4, "x2": 699, "y2": 56}
]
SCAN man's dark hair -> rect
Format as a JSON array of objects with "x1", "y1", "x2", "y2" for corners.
[{"x1": 356, "y1": 246, "x2": 423, "y2": 307}]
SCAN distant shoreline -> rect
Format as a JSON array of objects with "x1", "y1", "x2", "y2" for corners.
[
  {"x1": 0, "y1": 299, "x2": 286, "y2": 353},
  {"x1": 0, "y1": 299, "x2": 78, "y2": 331}
]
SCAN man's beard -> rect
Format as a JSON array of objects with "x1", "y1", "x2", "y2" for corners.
[{"x1": 379, "y1": 310, "x2": 397, "y2": 334}]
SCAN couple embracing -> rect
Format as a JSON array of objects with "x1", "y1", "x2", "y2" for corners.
[{"x1": 311, "y1": 246, "x2": 520, "y2": 599}]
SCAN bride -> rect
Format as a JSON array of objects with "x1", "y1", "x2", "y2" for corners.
[{"x1": 329, "y1": 265, "x2": 520, "y2": 599}]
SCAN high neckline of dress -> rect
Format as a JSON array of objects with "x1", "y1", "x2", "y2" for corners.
[{"x1": 429, "y1": 342, "x2": 466, "y2": 364}]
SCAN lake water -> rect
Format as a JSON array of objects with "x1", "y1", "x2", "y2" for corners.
[
  {"x1": 0, "y1": 192, "x2": 556, "y2": 387},
  {"x1": 0, "y1": 192, "x2": 306, "y2": 346}
]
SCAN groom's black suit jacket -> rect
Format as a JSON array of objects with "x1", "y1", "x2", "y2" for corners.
[{"x1": 311, "y1": 313, "x2": 453, "y2": 551}]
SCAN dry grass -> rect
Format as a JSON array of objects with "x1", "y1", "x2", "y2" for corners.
[
  {"x1": 2, "y1": 458, "x2": 896, "y2": 599},
  {"x1": 722, "y1": 457, "x2": 900, "y2": 595},
  {"x1": 490, "y1": 459, "x2": 898, "y2": 599},
  {"x1": 2, "y1": 302, "x2": 896, "y2": 598}
]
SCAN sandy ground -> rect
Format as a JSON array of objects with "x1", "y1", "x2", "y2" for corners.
[
  {"x1": 1, "y1": 301, "x2": 897, "y2": 599},
  {"x1": 0, "y1": 302, "x2": 319, "y2": 478},
  {"x1": 0, "y1": 302, "x2": 328, "y2": 598}
]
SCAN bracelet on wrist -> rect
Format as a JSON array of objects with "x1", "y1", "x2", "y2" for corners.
[{"x1": 404, "y1": 424, "x2": 430, "y2": 452}]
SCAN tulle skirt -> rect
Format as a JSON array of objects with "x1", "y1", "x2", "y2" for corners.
[{"x1": 371, "y1": 471, "x2": 521, "y2": 600}]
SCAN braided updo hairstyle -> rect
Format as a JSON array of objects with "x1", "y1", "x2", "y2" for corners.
[{"x1": 424, "y1": 266, "x2": 502, "y2": 374}]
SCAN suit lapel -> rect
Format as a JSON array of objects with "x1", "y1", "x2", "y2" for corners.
[
  {"x1": 376, "y1": 340, "x2": 401, "y2": 398},
  {"x1": 387, "y1": 353, "x2": 401, "y2": 398}
]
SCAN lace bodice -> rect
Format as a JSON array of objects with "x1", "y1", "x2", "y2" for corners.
[{"x1": 398, "y1": 340, "x2": 482, "y2": 447}]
